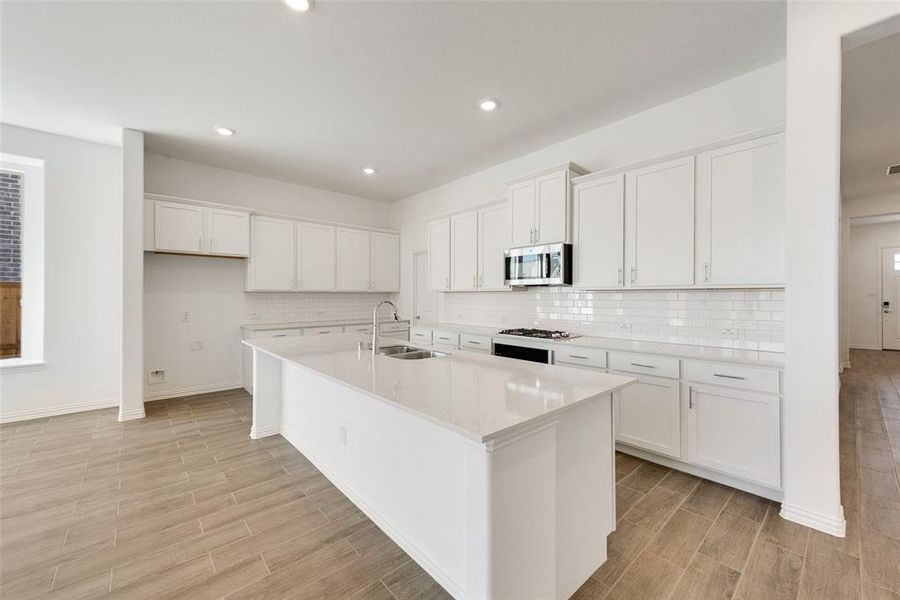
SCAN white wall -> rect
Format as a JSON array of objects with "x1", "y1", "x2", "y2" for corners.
[
  {"x1": 0, "y1": 124, "x2": 122, "y2": 421},
  {"x1": 390, "y1": 62, "x2": 786, "y2": 320},
  {"x1": 120, "y1": 128, "x2": 145, "y2": 420},
  {"x1": 143, "y1": 155, "x2": 393, "y2": 400},
  {"x1": 781, "y1": 0, "x2": 900, "y2": 537},
  {"x1": 847, "y1": 221, "x2": 900, "y2": 349}
]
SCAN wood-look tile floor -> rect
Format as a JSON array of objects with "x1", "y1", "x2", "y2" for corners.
[{"x1": 1, "y1": 348, "x2": 898, "y2": 599}]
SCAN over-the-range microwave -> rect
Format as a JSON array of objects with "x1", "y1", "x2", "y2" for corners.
[{"x1": 503, "y1": 242, "x2": 572, "y2": 287}]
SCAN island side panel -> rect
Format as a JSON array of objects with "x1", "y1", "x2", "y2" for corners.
[
  {"x1": 279, "y1": 361, "x2": 468, "y2": 598},
  {"x1": 250, "y1": 349, "x2": 283, "y2": 439}
]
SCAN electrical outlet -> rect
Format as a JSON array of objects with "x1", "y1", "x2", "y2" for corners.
[
  {"x1": 339, "y1": 425, "x2": 348, "y2": 446},
  {"x1": 148, "y1": 369, "x2": 166, "y2": 384},
  {"x1": 189, "y1": 340, "x2": 204, "y2": 351},
  {"x1": 181, "y1": 311, "x2": 190, "y2": 323},
  {"x1": 720, "y1": 328, "x2": 736, "y2": 338},
  {"x1": 619, "y1": 322, "x2": 632, "y2": 332}
]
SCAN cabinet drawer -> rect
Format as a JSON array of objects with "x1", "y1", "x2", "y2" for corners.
[
  {"x1": 432, "y1": 330, "x2": 460, "y2": 347},
  {"x1": 379, "y1": 322, "x2": 410, "y2": 334},
  {"x1": 345, "y1": 325, "x2": 373, "y2": 334},
  {"x1": 608, "y1": 352, "x2": 679, "y2": 379},
  {"x1": 410, "y1": 327, "x2": 433, "y2": 343},
  {"x1": 304, "y1": 326, "x2": 340, "y2": 335},
  {"x1": 255, "y1": 328, "x2": 303, "y2": 339},
  {"x1": 460, "y1": 334, "x2": 491, "y2": 352},
  {"x1": 683, "y1": 361, "x2": 780, "y2": 394},
  {"x1": 554, "y1": 346, "x2": 607, "y2": 369}
]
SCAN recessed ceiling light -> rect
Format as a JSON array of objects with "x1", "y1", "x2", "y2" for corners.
[
  {"x1": 284, "y1": 0, "x2": 313, "y2": 12},
  {"x1": 214, "y1": 126, "x2": 235, "y2": 136},
  {"x1": 362, "y1": 167, "x2": 377, "y2": 175},
  {"x1": 479, "y1": 98, "x2": 499, "y2": 112}
]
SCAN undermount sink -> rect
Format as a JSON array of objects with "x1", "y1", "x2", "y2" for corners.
[
  {"x1": 378, "y1": 345, "x2": 421, "y2": 356},
  {"x1": 388, "y1": 350, "x2": 448, "y2": 360}
]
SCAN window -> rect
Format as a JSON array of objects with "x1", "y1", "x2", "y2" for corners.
[
  {"x1": 0, "y1": 171, "x2": 22, "y2": 357},
  {"x1": 0, "y1": 154, "x2": 44, "y2": 367}
]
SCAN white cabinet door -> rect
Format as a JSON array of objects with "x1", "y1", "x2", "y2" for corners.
[
  {"x1": 573, "y1": 174, "x2": 625, "y2": 288},
  {"x1": 207, "y1": 208, "x2": 249, "y2": 257},
  {"x1": 371, "y1": 232, "x2": 400, "y2": 292},
  {"x1": 297, "y1": 223, "x2": 335, "y2": 291},
  {"x1": 427, "y1": 218, "x2": 451, "y2": 291},
  {"x1": 478, "y1": 203, "x2": 509, "y2": 290},
  {"x1": 336, "y1": 228, "x2": 372, "y2": 291},
  {"x1": 696, "y1": 133, "x2": 785, "y2": 286},
  {"x1": 247, "y1": 216, "x2": 295, "y2": 291},
  {"x1": 686, "y1": 383, "x2": 781, "y2": 488},
  {"x1": 535, "y1": 170, "x2": 568, "y2": 244},
  {"x1": 625, "y1": 156, "x2": 695, "y2": 287},
  {"x1": 155, "y1": 201, "x2": 203, "y2": 253},
  {"x1": 451, "y1": 212, "x2": 478, "y2": 291},
  {"x1": 509, "y1": 179, "x2": 536, "y2": 247},
  {"x1": 612, "y1": 372, "x2": 681, "y2": 458}
]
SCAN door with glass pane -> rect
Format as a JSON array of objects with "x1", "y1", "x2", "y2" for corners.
[{"x1": 883, "y1": 247, "x2": 900, "y2": 350}]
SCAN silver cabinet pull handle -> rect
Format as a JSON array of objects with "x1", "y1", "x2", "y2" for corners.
[
  {"x1": 688, "y1": 386, "x2": 695, "y2": 409},
  {"x1": 318, "y1": 331, "x2": 330, "y2": 334},
  {"x1": 704, "y1": 262, "x2": 711, "y2": 282},
  {"x1": 273, "y1": 334, "x2": 287, "y2": 338},
  {"x1": 617, "y1": 267, "x2": 623, "y2": 286},
  {"x1": 629, "y1": 266, "x2": 636, "y2": 284},
  {"x1": 468, "y1": 341, "x2": 482, "y2": 345},
  {"x1": 569, "y1": 354, "x2": 589, "y2": 360},
  {"x1": 630, "y1": 362, "x2": 655, "y2": 369},
  {"x1": 714, "y1": 373, "x2": 746, "y2": 380}
]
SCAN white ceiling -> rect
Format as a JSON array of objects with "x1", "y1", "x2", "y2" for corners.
[
  {"x1": 1, "y1": 1, "x2": 785, "y2": 201},
  {"x1": 842, "y1": 31, "x2": 900, "y2": 202}
]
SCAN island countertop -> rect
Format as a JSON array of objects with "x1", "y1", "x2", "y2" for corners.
[{"x1": 244, "y1": 333, "x2": 635, "y2": 444}]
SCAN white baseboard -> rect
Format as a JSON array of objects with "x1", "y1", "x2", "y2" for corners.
[
  {"x1": 849, "y1": 344, "x2": 880, "y2": 351},
  {"x1": 249, "y1": 424, "x2": 281, "y2": 439},
  {"x1": 118, "y1": 407, "x2": 146, "y2": 422},
  {"x1": 0, "y1": 396, "x2": 120, "y2": 424},
  {"x1": 280, "y1": 426, "x2": 465, "y2": 599},
  {"x1": 840, "y1": 360, "x2": 851, "y2": 372},
  {"x1": 780, "y1": 503, "x2": 846, "y2": 537},
  {"x1": 143, "y1": 381, "x2": 243, "y2": 402}
]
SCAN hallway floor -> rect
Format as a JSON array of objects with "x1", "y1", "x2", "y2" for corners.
[{"x1": 0, "y1": 349, "x2": 898, "y2": 599}]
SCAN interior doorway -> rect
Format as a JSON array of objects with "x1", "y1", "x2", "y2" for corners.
[
  {"x1": 413, "y1": 250, "x2": 436, "y2": 325},
  {"x1": 883, "y1": 247, "x2": 900, "y2": 350}
]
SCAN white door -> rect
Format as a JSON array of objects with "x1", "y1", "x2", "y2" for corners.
[
  {"x1": 414, "y1": 251, "x2": 436, "y2": 325},
  {"x1": 247, "y1": 216, "x2": 295, "y2": 290},
  {"x1": 535, "y1": 170, "x2": 568, "y2": 244},
  {"x1": 625, "y1": 156, "x2": 695, "y2": 287},
  {"x1": 371, "y1": 232, "x2": 400, "y2": 292},
  {"x1": 336, "y1": 228, "x2": 371, "y2": 291},
  {"x1": 155, "y1": 201, "x2": 203, "y2": 253},
  {"x1": 883, "y1": 247, "x2": 900, "y2": 350},
  {"x1": 207, "y1": 208, "x2": 250, "y2": 257},
  {"x1": 427, "y1": 218, "x2": 451, "y2": 291},
  {"x1": 478, "y1": 203, "x2": 510, "y2": 291},
  {"x1": 297, "y1": 223, "x2": 335, "y2": 290},
  {"x1": 509, "y1": 179, "x2": 536, "y2": 247},
  {"x1": 686, "y1": 383, "x2": 781, "y2": 487},
  {"x1": 451, "y1": 212, "x2": 478, "y2": 291},
  {"x1": 696, "y1": 133, "x2": 785, "y2": 286},
  {"x1": 612, "y1": 372, "x2": 681, "y2": 458},
  {"x1": 573, "y1": 174, "x2": 625, "y2": 288}
]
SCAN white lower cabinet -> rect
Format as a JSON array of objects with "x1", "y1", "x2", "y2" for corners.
[
  {"x1": 612, "y1": 372, "x2": 682, "y2": 459},
  {"x1": 685, "y1": 383, "x2": 781, "y2": 488}
]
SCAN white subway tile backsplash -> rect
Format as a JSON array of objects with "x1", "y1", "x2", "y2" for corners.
[
  {"x1": 442, "y1": 287, "x2": 784, "y2": 352},
  {"x1": 243, "y1": 292, "x2": 395, "y2": 325}
]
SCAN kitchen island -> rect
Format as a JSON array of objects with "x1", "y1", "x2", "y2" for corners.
[{"x1": 244, "y1": 333, "x2": 635, "y2": 599}]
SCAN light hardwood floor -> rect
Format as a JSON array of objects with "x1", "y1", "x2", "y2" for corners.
[{"x1": 1, "y1": 349, "x2": 898, "y2": 599}]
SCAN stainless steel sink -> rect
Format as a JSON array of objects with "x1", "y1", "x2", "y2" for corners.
[
  {"x1": 388, "y1": 350, "x2": 448, "y2": 360},
  {"x1": 378, "y1": 345, "x2": 421, "y2": 356}
]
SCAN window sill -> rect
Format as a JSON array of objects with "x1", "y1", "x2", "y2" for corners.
[{"x1": 0, "y1": 358, "x2": 46, "y2": 371}]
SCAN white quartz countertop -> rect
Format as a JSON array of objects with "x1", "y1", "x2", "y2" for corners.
[
  {"x1": 243, "y1": 319, "x2": 410, "y2": 332},
  {"x1": 430, "y1": 323, "x2": 785, "y2": 368},
  {"x1": 244, "y1": 333, "x2": 635, "y2": 444}
]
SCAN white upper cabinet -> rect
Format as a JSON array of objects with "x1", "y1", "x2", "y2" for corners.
[
  {"x1": 507, "y1": 163, "x2": 586, "y2": 247},
  {"x1": 696, "y1": 133, "x2": 785, "y2": 286},
  {"x1": 573, "y1": 174, "x2": 625, "y2": 288},
  {"x1": 428, "y1": 218, "x2": 451, "y2": 291},
  {"x1": 247, "y1": 216, "x2": 295, "y2": 291},
  {"x1": 451, "y1": 212, "x2": 478, "y2": 291},
  {"x1": 336, "y1": 228, "x2": 371, "y2": 291},
  {"x1": 477, "y1": 203, "x2": 510, "y2": 290},
  {"x1": 207, "y1": 208, "x2": 250, "y2": 257},
  {"x1": 154, "y1": 202, "x2": 204, "y2": 254},
  {"x1": 625, "y1": 156, "x2": 695, "y2": 287},
  {"x1": 297, "y1": 223, "x2": 335, "y2": 291},
  {"x1": 371, "y1": 232, "x2": 400, "y2": 292}
]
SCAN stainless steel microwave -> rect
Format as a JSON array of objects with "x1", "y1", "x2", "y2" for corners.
[{"x1": 504, "y1": 243, "x2": 572, "y2": 287}]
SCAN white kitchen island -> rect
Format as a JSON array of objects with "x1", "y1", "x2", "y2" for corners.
[{"x1": 244, "y1": 333, "x2": 635, "y2": 600}]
